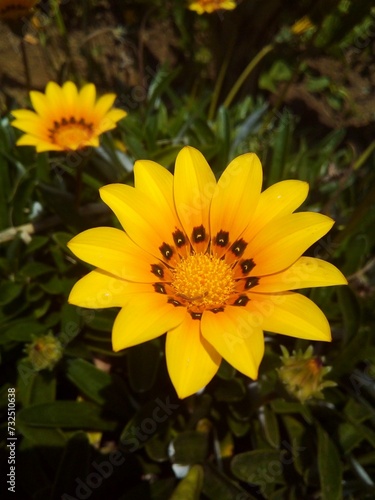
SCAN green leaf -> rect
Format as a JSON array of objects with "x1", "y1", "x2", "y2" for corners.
[
  {"x1": 172, "y1": 431, "x2": 209, "y2": 465},
  {"x1": 170, "y1": 464, "x2": 204, "y2": 500},
  {"x1": 337, "y1": 287, "x2": 361, "y2": 344},
  {"x1": 317, "y1": 426, "x2": 342, "y2": 500},
  {"x1": 17, "y1": 362, "x2": 56, "y2": 407},
  {"x1": 267, "y1": 111, "x2": 293, "y2": 186},
  {"x1": 17, "y1": 401, "x2": 118, "y2": 431},
  {"x1": 282, "y1": 415, "x2": 308, "y2": 476},
  {"x1": 4, "y1": 319, "x2": 46, "y2": 341},
  {"x1": 202, "y1": 462, "x2": 256, "y2": 500},
  {"x1": 20, "y1": 261, "x2": 54, "y2": 279},
  {"x1": 260, "y1": 406, "x2": 280, "y2": 449},
  {"x1": 120, "y1": 396, "x2": 179, "y2": 452},
  {"x1": 65, "y1": 358, "x2": 129, "y2": 416},
  {"x1": 231, "y1": 449, "x2": 284, "y2": 485},
  {"x1": 0, "y1": 282, "x2": 23, "y2": 305}
]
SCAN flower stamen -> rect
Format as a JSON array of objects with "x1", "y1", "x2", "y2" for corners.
[
  {"x1": 171, "y1": 253, "x2": 235, "y2": 310},
  {"x1": 48, "y1": 116, "x2": 94, "y2": 150}
]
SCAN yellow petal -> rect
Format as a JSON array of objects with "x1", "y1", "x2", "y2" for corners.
[
  {"x1": 16, "y1": 134, "x2": 63, "y2": 152},
  {"x1": 251, "y1": 257, "x2": 348, "y2": 293},
  {"x1": 247, "y1": 291, "x2": 331, "y2": 341},
  {"x1": 94, "y1": 93, "x2": 116, "y2": 119},
  {"x1": 79, "y1": 83, "x2": 96, "y2": 118},
  {"x1": 112, "y1": 293, "x2": 186, "y2": 351},
  {"x1": 29, "y1": 90, "x2": 51, "y2": 119},
  {"x1": 244, "y1": 180, "x2": 309, "y2": 240},
  {"x1": 67, "y1": 227, "x2": 171, "y2": 283},
  {"x1": 238, "y1": 212, "x2": 334, "y2": 277},
  {"x1": 201, "y1": 307, "x2": 264, "y2": 379},
  {"x1": 210, "y1": 153, "x2": 262, "y2": 256},
  {"x1": 11, "y1": 119, "x2": 47, "y2": 137},
  {"x1": 174, "y1": 146, "x2": 216, "y2": 252},
  {"x1": 134, "y1": 160, "x2": 189, "y2": 258},
  {"x1": 45, "y1": 81, "x2": 66, "y2": 120},
  {"x1": 62, "y1": 81, "x2": 79, "y2": 117},
  {"x1": 98, "y1": 108, "x2": 127, "y2": 132},
  {"x1": 100, "y1": 184, "x2": 180, "y2": 264},
  {"x1": 68, "y1": 269, "x2": 134, "y2": 309},
  {"x1": 11, "y1": 109, "x2": 39, "y2": 121},
  {"x1": 166, "y1": 314, "x2": 221, "y2": 398}
]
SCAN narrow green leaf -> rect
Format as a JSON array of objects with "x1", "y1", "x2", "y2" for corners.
[
  {"x1": 260, "y1": 406, "x2": 280, "y2": 448},
  {"x1": 317, "y1": 426, "x2": 342, "y2": 500},
  {"x1": 17, "y1": 401, "x2": 118, "y2": 430}
]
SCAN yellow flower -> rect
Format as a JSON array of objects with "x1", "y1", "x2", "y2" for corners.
[
  {"x1": 278, "y1": 345, "x2": 337, "y2": 402},
  {"x1": 291, "y1": 16, "x2": 315, "y2": 35},
  {"x1": 67, "y1": 146, "x2": 347, "y2": 399},
  {"x1": 0, "y1": 0, "x2": 38, "y2": 20},
  {"x1": 188, "y1": 0, "x2": 236, "y2": 15},
  {"x1": 11, "y1": 81, "x2": 127, "y2": 152}
]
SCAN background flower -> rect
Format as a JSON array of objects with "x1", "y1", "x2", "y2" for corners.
[{"x1": 11, "y1": 81, "x2": 126, "y2": 152}]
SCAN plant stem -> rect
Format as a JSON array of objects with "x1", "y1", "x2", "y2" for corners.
[{"x1": 223, "y1": 44, "x2": 274, "y2": 109}]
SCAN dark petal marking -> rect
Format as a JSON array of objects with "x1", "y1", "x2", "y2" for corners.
[
  {"x1": 240, "y1": 258, "x2": 255, "y2": 275},
  {"x1": 230, "y1": 238, "x2": 248, "y2": 257},
  {"x1": 192, "y1": 225, "x2": 206, "y2": 243},
  {"x1": 173, "y1": 229, "x2": 187, "y2": 248},
  {"x1": 234, "y1": 295, "x2": 250, "y2": 306},
  {"x1": 244, "y1": 277, "x2": 259, "y2": 290},
  {"x1": 168, "y1": 298, "x2": 183, "y2": 307},
  {"x1": 151, "y1": 264, "x2": 164, "y2": 279},
  {"x1": 210, "y1": 307, "x2": 225, "y2": 314},
  {"x1": 190, "y1": 311, "x2": 202, "y2": 320},
  {"x1": 61, "y1": 117, "x2": 68, "y2": 126},
  {"x1": 69, "y1": 116, "x2": 76, "y2": 124},
  {"x1": 153, "y1": 283, "x2": 166, "y2": 294},
  {"x1": 214, "y1": 230, "x2": 229, "y2": 247},
  {"x1": 159, "y1": 242, "x2": 174, "y2": 260}
]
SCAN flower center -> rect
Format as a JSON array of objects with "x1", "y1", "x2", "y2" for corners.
[
  {"x1": 48, "y1": 117, "x2": 94, "y2": 150},
  {"x1": 172, "y1": 253, "x2": 235, "y2": 309}
]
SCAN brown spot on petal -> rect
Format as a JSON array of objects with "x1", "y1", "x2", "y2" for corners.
[
  {"x1": 233, "y1": 295, "x2": 250, "y2": 306},
  {"x1": 192, "y1": 225, "x2": 206, "y2": 243},
  {"x1": 159, "y1": 242, "x2": 174, "y2": 260},
  {"x1": 230, "y1": 239, "x2": 247, "y2": 257}
]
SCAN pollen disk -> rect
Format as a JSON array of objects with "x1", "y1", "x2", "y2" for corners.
[
  {"x1": 48, "y1": 118, "x2": 94, "y2": 150},
  {"x1": 172, "y1": 253, "x2": 235, "y2": 309}
]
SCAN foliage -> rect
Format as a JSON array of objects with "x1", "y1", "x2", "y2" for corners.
[{"x1": 1, "y1": 0, "x2": 375, "y2": 499}]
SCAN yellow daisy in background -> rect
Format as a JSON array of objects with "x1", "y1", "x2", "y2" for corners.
[
  {"x1": 11, "y1": 81, "x2": 127, "y2": 152},
  {"x1": 0, "y1": 0, "x2": 38, "y2": 20},
  {"x1": 68, "y1": 146, "x2": 347, "y2": 399},
  {"x1": 188, "y1": 0, "x2": 237, "y2": 15}
]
